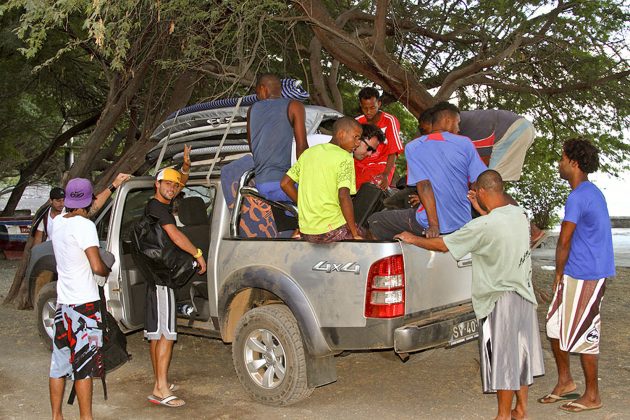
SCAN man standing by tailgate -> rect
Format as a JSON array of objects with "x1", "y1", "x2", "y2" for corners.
[{"x1": 355, "y1": 87, "x2": 403, "y2": 190}]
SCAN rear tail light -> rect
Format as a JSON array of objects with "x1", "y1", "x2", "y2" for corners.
[{"x1": 365, "y1": 255, "x2": 405, "y2": 318}]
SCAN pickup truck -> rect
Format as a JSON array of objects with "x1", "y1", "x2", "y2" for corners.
[{"x1": 28, "y1": 106, "x2": 479, "y2": 407}]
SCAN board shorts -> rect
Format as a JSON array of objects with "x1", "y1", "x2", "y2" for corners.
[
  {"x1": 144, "y1": 284, "x2": 177, "y2": 341},
  {"x1": 546, "y1": 275, "x2": 606, "y2": 354},
  {"x1": 50, "y1": 301, "x2": 104, "y2": 380},
  {"x1": 302, "y1": 224, "x2": 364, "y2": 243},
  {"x1": 479, "y1": 291, "x2": 544, "y2": 393}
]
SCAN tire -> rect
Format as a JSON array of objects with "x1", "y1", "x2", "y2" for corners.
[
  {"x1": 35, "y1": 281, "x2": 57, "y2": 350},
  {"x1": 232, "y1": 304, "x2": 314, "y2": 406}
]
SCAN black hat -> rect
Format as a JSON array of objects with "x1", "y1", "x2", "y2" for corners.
[{"x1": 50, "y1": 187, "x2": 65, "y2": 200}]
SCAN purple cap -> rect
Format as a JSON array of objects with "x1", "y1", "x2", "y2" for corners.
[{"x1": 64, "y1": 178, "x2": 94, "y2": 208}]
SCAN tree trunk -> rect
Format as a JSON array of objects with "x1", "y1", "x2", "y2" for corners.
[
  {"x1": 1, "y1": 113, "x2": 101, "y2": 216},
  {"x1": 4, "y1": 235, "x2": 35, "y2": 308},
  {"x1": 94, "y1": 70, "x2": 199, "y2": 190}
]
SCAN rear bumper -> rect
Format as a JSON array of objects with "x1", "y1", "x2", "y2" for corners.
[{"x1": 394, "y1": 303, "x2": 478, "y2": 353}]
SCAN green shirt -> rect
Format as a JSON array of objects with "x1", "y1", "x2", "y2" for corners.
[
  {"x1": 442, "y1": 204, "x2": 536, "y2": 319},
  {"x1": 286, "y1": 143, "x2": 356, "y2": 235}
]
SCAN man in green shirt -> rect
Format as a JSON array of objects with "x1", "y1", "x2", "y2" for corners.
[
  {"x1": 395, "y1": 170, "x2": 544, "y2": 420},
  {"x1": 281, "y1": 117, "x2": 363, "y2": 242}
]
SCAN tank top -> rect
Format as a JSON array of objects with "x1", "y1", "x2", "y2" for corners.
[{"x1": 249, "y1": 98, "x2": 294, "y2": 183}]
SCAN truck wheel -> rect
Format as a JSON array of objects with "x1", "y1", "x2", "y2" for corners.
[
  {"x1": 232, "y1": 304, "x2": 314, "y2": 406},
  {"x1": 35, "y1": 281, "x2": 57, "y2": 350}
]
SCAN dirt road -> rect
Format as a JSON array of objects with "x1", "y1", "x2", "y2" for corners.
[{"x1": 1, "y1": 259, "x2": 629, "y2": 419}]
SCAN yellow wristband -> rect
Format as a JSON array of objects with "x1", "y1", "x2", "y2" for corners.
[{"x1": 193, "y1": 248, "x2": 203, "y2": 259}]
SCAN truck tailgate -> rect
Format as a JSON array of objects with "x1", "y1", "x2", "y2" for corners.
[{"x1": 400, "y1": 243, "x2": 472, "y2": 315}]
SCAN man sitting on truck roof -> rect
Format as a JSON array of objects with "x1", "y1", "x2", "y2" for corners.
[
  {"x1": 248, "y1": 73, "x2": 308, "y2": 202},
  {"x1": 280, "y1": 117, "x2": 364, "y2": 242}
]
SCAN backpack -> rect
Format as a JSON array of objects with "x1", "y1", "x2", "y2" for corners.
[{"x1": 131, "y1": 212, "x2": 197, "y2": 289}]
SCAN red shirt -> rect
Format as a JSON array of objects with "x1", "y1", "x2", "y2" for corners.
[{"x1": 354, "y1": 112, "x2": 403, "y2": 189}]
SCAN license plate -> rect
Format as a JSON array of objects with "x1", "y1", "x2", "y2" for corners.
[{"x1": 448, "y1": 318, "x2": 479, "y2": 347}]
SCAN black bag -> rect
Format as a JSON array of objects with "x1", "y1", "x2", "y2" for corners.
[
  {"x1": 353, "y1": 183, "x2": 386, "y2": 228},
  {"x1": 131, "y1": 212, "x2": 196, "y2": 289},
  {"x1": 101, "y1": 308, "x2": 131, "y2": 373}
]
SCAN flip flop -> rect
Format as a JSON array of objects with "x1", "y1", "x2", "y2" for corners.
[
  {"x1": 147, "y1": 394, "x2": 186, "y2": 408},
  {"x1": 169, "y1": 383, "x2": 179, "y2": 392},
  {"x1": 537, "y1": 391, "x2": 580, "y2": 404},
  {"x1": 559, "y1": 401, "x2": 603, "y2": 413}
]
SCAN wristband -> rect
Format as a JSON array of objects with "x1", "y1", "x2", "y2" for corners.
[
  {"x1": 193, "y1": 248, "x2": 203, "y2": 259},
  {"x1": 108, "y1": 183, "x2": 117, "y2": 193},
  {"x1": 181, "y1": 168, "x2": 190, "y2": 175}
]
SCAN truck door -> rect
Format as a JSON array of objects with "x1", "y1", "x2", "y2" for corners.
[{"x1": 109, "y1": 182, "x2": 216, "y2": 331}]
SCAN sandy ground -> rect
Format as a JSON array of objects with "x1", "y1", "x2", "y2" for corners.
[{"x1": 1, "y1": 258, "x2": 629, "y2": 420}]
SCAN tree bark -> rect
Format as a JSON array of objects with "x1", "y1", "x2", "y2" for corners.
[
  {"x1": 293, "y1": 0, "x2": 435, "y2": 117},
  {"x1": 94, "y1": 70, "x2": 199, "y2": 191}
]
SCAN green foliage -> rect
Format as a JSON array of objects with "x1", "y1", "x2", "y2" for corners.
[{"x1": 508, "y1": 157, "x2": 570, "y2": 230}]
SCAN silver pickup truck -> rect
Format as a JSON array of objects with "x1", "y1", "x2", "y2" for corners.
[
  {"x1": 29, "y1": 102, "x2": 478, "y2": 406},
  {"x1": 31, "y1": 171, "x2": 477, "y2": 406}
]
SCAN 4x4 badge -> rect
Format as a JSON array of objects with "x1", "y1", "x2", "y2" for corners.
[{"x1": 312, "y1": 261, "x2": 360, "y2": 275}]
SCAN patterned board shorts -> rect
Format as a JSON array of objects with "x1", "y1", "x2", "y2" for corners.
[
  {"x1": 546, "y1": 275, "x2": 606, "y2": 354},
  {"x1": 50, "y1": 301, "x2": 104, "y2": 380},
  {"x1": 302, "y1": 223, "x2": 365, "y2": 243}
]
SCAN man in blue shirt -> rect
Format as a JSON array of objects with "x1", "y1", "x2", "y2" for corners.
[
  {"x1": 539, "y1": 138, "x2": 615, "y2": 413},
  {"x1": 368, "y1": 102, "x2": 487, "y2": 239}
]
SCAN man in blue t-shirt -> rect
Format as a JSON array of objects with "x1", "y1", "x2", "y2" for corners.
[
  {"x1": 540, "y1": 138, "x2": 615, "y2": 413},
  {"x1": 368, "y1": 102, "x2": 487, "y2": 240}
]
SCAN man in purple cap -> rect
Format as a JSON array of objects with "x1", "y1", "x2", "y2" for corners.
[
  {"x1": 33, "y1": 187, "x2": 65, "y2": 245},
  {"x1": 49, "y1": 178, "x2": 112, "y2": 420}
]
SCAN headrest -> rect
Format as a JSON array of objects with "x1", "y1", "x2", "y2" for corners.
[{"x1": 178, "y1": 197, "x2": 208, "y2": 226}]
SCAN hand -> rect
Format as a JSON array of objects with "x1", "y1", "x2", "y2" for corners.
[
  {"x1": 113, "y1": 173, "x2": 132, "y2": 188},
  {"x1": 467, "y1": 189, "x2": 477, "y2": 206},
  {"x1": 353, "y1": 234, "x2": 364, "y2": 240},
  {"x1": 394, "y1": 231, "x2": 417, "y2": 244},
  {"x1": 552, "y1": 273, "x2": 562, "y2": 292},
  {"x1": 183, "y1": 144, "x2": 191, "y2": 169},
  {"x1": 196, "y1": 255, "x2": 207, "y2": 275},
  {"x1": 425, "y1": 225, "x2": 440, "y2": 238},
  {"x1": 377, "y1": 173, "x2": 389, "y2": 190},
  {"x1": 408, "y1": 193, "x2": 420, "y2": 207}
]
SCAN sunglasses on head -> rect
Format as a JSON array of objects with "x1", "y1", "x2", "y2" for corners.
[{"x1": 361, "y1": 138, "x2": 377, "y2": 153}]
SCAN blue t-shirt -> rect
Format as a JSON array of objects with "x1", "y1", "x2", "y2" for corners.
[
  {"x1": 406, "y1": 132, "x2": 487, "y2": 233},
  {"x1": 563, "y1": 181, "x2": 615, "y2": 280}
]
